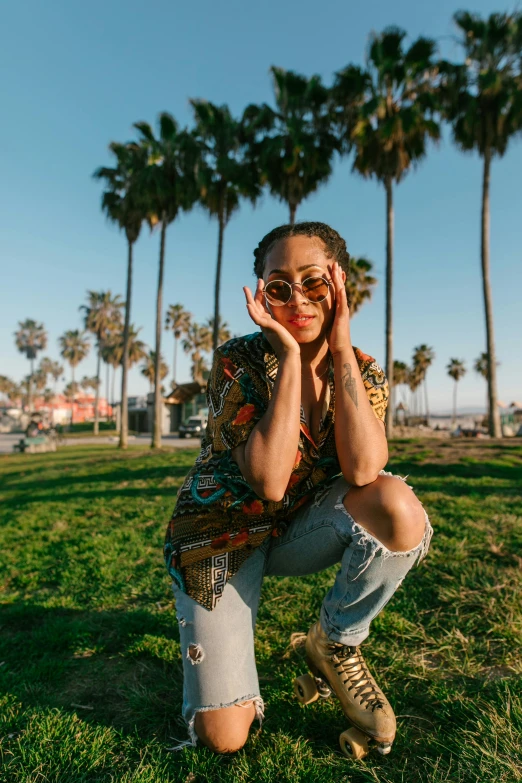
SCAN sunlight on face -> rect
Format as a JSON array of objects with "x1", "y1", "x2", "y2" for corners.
[{"x1": 262, "y1": 236, "x2": 340, "y2": 344}]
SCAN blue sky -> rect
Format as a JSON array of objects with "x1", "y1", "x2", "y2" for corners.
[{"x1": 1, "y1": 0, "x2": 521, "y2": 412}]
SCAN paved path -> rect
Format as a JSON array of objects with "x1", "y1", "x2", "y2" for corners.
[{"x1": 0, "y1": 433, "x2": 201, "y2": 454}]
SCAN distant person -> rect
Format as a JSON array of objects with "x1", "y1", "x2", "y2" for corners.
[
  {"x1": 26, "y1": 413, "x2": 44, "y2": 438},
  {"x1": 164, "y1": 222, "x2": 432, "y2": 757}
]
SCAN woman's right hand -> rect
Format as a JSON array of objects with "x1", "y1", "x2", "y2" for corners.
[{"x1": 243, "y1": 280, "x2": 301, "y2": 359}]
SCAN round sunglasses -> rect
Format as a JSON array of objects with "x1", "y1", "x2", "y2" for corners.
[{"x1": 263, "y1": 276, "x2": 332, "y2": 306}]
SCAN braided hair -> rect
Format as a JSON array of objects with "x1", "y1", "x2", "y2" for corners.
[{"x1": 253, "y1": 221, "x2": 351, "y2": 280}]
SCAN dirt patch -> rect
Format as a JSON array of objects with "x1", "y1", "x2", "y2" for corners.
[
  {"x1": 482, "y1": 665, "x2": 518, "y2": 681},
  {"x1": 393, "y1": 426, "x2": 451, "y2": 439}
]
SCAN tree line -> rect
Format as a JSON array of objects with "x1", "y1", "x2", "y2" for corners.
[
  {"x1": 3, "y1": 305, "x2": 236, "y2": 432},
  {"x1": 393, "y1": 349, "x2": 498, "y2": 425}
]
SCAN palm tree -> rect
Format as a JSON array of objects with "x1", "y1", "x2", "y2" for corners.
[
  {"x1": 81, "y1": 376, "x2": 100, "y2": 394},
  {"x1": 32, "y1": 368, "x2": 47, "y2": 397},
  {"x1": 80, "y1": 376, "x2": 100, "y2": 425},
  {"x1": 244, "y1": 67, "x2": 338, "y2": 225},
  {"x1": 10, "y1": 383, "x2": 23, "y2": 408},
  {"x1": 39, "y1": 358, "x2": 63, "y2": 425},
  {"x1": 141, "y1": 351, "x2": 168, "y2": 393},
  {"x1": 474, "y1": 352, "x2": 501, "y2": 423},
  {"x1": 191, "y1": 100, "x2": 261, "y2": 350},
  {"x1": 203, "y1": 317, "x2": 231, "y2": 349},
  {"x1": 345, "y1": 257, "x2": 377, "y2": 316},
  {"x1": 94, "y1": 141, "x2": 148, "y2": 449},
  {"x1": 333, "y1": 29, "x2": 440, "y2": 438},
  {"x1": 440, "y1": 12, "x2": 522, "y2": 437},
  {"x1": 407, "y1": 364, "x2": 424, "y2": 419},
  {"x1": 14, "y1": 319, "x2": 48, "y2": 412},
  {"x1": 192, "y1": 355, "x2": 209, "y2": 385},
  {"x1": 63, "y1": 382, "x2": 80, "y2": 425},
  {"x1": 80, "y1": 290, "x2": 124, "y2": 435},
  {"x1": 42, "y1": 388, "x2": 55, "y2": 412},
  {"x1": 412, "y1": 344, "x2": 435, "y2": 421},
  {"x1": 474, "y1": 352, "x2": 490, "y2": 380},
  {"x1": 18, "y1": 377, "x2": 31, "y2": 410},
  {"x1": 101, "y1": 339, "x2": 121, "y2": 419},
  {"x1": 447, "y1": 359, "x2": 467, "y2": 425},
  {"x1": 393, "y1": 360, "x2": 410, "y2": 406},
  {"x1": 0, "y1": 375, "x2": 17, "y2": 405},
  {"x1": 133, "y1": 113, "x2": 199, "y2": 448},
  {"x1": 58, "y1": 330, "x2": 90, "y2": 426},
  {"x1": 102, "y1": 324, "x2": 147, "y2": 415},
  {"x1": 165, "y1": 304, "x2": 192, "y2": 386},
  {"x1": 182, "y1": 323, "x2": 212, "y2": 383}
]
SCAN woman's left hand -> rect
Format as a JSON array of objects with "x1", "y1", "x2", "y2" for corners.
[{"x1": 326, "y1": 261, "x2": 352, "y2": 356}]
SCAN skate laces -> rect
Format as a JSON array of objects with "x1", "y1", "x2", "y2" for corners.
[{"x1": 329, "y1": 643, "x2": 386, "y2": 711}]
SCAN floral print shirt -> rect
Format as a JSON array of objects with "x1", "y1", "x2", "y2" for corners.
[{"x1": 164, "y1": 331, "x2": 388, "y2": 611}]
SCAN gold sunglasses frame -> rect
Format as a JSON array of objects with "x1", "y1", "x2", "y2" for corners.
[{"x1": 263, "y1": 276, "x2": 333, "y2": 307}]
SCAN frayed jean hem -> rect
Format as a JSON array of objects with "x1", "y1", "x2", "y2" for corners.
[{"x1": 168, "y1": 695, "x2": 264, "y2": 751}]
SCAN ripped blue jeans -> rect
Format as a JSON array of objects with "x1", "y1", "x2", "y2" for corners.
[{"x1": 171, "y1": 473, "x2": 432, "y2": 748}]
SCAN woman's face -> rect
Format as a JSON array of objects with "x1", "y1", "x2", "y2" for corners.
[{"x1": 262, "y1": 235, "x2": 345, "y2": 345}]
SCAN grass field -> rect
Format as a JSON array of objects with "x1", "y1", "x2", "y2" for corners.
[{"x1": 0, "y1": 440, "x2": 521, "y2": 783}]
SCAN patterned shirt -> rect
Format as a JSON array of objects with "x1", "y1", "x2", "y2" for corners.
[{"x1": 164, "y1": 331, "x2": 388, "y2": 611}]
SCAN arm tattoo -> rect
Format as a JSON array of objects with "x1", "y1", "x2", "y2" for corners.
[{"x1": 341, "y1": 363, "x2": 358, "y2": 409}]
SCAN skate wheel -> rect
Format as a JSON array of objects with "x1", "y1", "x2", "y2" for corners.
[
  {"x1": 339, "y1": 727, "x2": 369, "y2": 760},
  {"x1": 293, "y1": 674, "x2": 319, "y2": 705}
]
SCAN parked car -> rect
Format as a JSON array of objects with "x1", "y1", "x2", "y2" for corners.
[{"x1": 179, "y1": 415, "x2": 208, "y2": 439}]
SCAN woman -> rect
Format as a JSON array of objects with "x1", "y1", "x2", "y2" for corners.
[{"x1": 164, "y1": 222, "x2": 432, "y2": 757}]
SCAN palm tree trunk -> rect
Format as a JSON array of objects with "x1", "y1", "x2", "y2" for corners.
[
  {"x1": 52, "y1": 378, "x2": 57, "y2": 426},
  {"x1": 28, "y1": 357, "x2": 34, "y2": 413},
  {"x1": 213, "y1": 195, "x2": 225, "y2": 352},
  {"x1": 424, "y1": 378, "x2": 430, "y2": 425},
  {"x1": 105, "y1": 361, "x2": 109, "y2": 419},
  {"x1": 453, "y1": 380, "x2": 457, "y2": 426},
  {"x1": 119, "y1": 239, "x2": 133, "y2": 449},
  {"x1": 173, "y1": 337, "x2": 178, "y2": 387},
  {"x1": 385, "y1": 177, "x2": 394, "y2": 439},
  {"x1": 289, "y1": 203, "x2": 297, "y2": 226},
  {"x1": 111, "y1": 366, "x2": 116, "y2": 422},
  {"x1": 481, "y1": 149, "x2": 501, "y2": 438},
  {"x1": 152, "y1": 217, "x2": 167, "y2": 448},
  {"x1": 70, "y1": 365, "x2": 75, "y2": 428},
  {"x1": 94, "y1": 342, "x2": 101, "y2": 435}
]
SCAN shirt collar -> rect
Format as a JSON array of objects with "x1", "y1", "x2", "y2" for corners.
[{"x1": 260, "y1": 332, "x2": 335, "y2": 448}]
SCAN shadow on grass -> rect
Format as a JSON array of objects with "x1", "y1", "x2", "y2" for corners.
[
  {"x1": 386, "y1": 457, "x2": 522, "y2": 499},
  {"x1": 0, "y1": 602, "x2": 184, "y2": 742},
  {"x1": 0, "y1": 463, "x2": 192, "y2": 510},
  {"x1": 387, "y1": 458, "x2": 522, "y2": 482},
  {"x1": 0, "y1": 446, "x2": 198, "y2": 484}
]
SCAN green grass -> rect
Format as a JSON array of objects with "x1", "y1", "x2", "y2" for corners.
[
  {"x1": 63, "y1": 422, "x2": 118, "y2": 434},
  {"x1": 0, "y1": 440, "x2": 521, "y2": 783}
]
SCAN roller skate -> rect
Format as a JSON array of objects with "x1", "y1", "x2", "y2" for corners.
[{"x1": 293, "y1": 621, "x2": 396, "y2": 760}]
